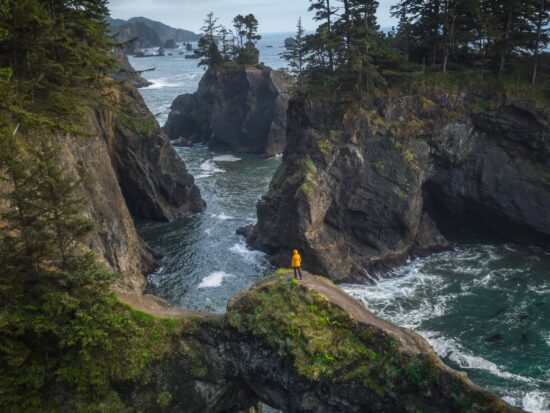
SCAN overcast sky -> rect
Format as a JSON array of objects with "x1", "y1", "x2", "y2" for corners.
[{"x1": 108, "y1": 0, "x2": 397, "y2": 33}]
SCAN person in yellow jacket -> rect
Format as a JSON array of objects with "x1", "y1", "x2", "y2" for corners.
[{"x1": 291, "y1": 249, "x2": 303, "y2": 280}]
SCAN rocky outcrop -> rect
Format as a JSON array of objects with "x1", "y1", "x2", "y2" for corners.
[
  {"x1": 246, "y1": 95, "x2": 550, "y2": 283},
  {"x1": 163, "y1": 39, "x2": 178, "y2": 49},
  {"x1": 105, "y1": 83, "x2": 205, "y2": 221},
  {"x1": 111, "y1": 51, "x2": 152, "y2": 88},
  {"x1": 55, "y1": 77, "x2": 204, "y2": 293},
  {"x1": 164, "y1": 66, "x2": 294, "y2": 157},
  {"x1": 116, "y1": 273, "x2": 523, "y2": 413}
]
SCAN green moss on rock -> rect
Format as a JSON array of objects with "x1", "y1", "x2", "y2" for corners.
[{"x1": 116, "y1": 113, "x2": 157, "y2": 136}]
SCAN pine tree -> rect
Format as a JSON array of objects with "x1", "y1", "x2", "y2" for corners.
[
  {"x1": 309, "y1": 0, "x2": 338, "y2": 71},
  {"x1": 528, "y1": 0, "x2": 550, "y2": 85},
  {"x1": 282, "y1": 17, "x2": 308, "y2": 88},
  {"x1": 194, "y1": 12, "x2": 223, "y2": 68},
  {"x1": 0, "y1": 129, "x2": 118, "y2": 409},
  {"x1": 233, "y1": 14, "x2": 247, "y2": 48},
  {"x1": 233, "y1": 13, "x2": 261, "y2": 66}
]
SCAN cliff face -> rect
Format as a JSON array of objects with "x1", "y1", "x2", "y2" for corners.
[
  {"x1": 164, "y1": 66, "x2": 293, "y2": 157},
  {"x1": 110, "y1": 51, "x2": 152, "y2": 88},
  {"x1": 115, "y1": 273, "x2": 522, "y2": 413},
  {"x1": 57, "y1": 80, "x2": 204, "y2": 293},
  {"x1": 246, "y1": 95, "x2": 550, "y2": 283}
]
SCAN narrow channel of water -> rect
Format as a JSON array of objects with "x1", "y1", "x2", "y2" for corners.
[{"x1": 129, "y1": 34, "x2": 549, "y2": 412}]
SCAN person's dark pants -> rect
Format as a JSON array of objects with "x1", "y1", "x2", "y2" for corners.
[{"x1": 293, "y1": 267, "x2": 303, "y2": 280}]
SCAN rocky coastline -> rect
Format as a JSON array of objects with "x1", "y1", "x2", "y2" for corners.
[{"x1": 244, "y1": 94, "x2": 550, "y2": 283}]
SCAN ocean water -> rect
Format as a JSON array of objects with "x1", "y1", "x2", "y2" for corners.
[{"x1": 130, "y1": 33, "x2": 549, "y2": 412}]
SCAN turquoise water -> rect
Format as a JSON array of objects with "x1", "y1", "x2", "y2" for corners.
[
  {"x1": 343, "y1": 243, "x2": 550, "y2": 412},
  {"x1": 130, "y1": 33, "x2": 549, "y2": 412}
]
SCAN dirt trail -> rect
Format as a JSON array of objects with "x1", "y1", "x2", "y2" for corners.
[
  {"x1": 117, "y1": 270, "x2": 426, "y2": 357},
  {"x1": 116, "y1": 291, "x2": 208, "y2": 318},
  {"x1": 262, "y1": 271, "x2": 432, "y2": 354}
]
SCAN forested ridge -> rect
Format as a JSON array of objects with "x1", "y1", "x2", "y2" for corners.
[
  {"x1": 0, "y1": 2, "x2": 190, "y2": 412},
  {"x1": 281, "y1": 0, "x2": 550, "y2": 100}
]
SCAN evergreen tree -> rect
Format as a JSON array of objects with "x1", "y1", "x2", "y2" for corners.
[
  {"x1": 309, "y1": 0, "x2": 338, "y2": 70},
  {"x1": 219, "y1": 26, "x2": 234, "y2": 61},
  {"x1": 233, "y1": 13, "x2": 261, "y2": 66},
  {"x1": 233, "y1": 14, "x2": 246, "y2": 48},
  {"x1": 0, "y1": 0, "x2": 113, "y2": 129},
  {"x1": 194, "y1": 12, "x2": 223, "y2": 68},
  {"x1": 527, "y1": 0, "x2": 550, "y2": 85},
  {"x1": 0, "y1": 129, "x2": 114, "y2": 409},
  {"x1": 282, "y1": 17, "x2": 308, "y2": 88},
  {"x1": 243, "y1": 14, "x2": 262, "y2": 44}
]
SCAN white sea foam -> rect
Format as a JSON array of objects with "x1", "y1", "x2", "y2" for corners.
[
  {"x1": 211, "y1": 213, "x2": 234, "y2": 221},
  {"x1": 198, "y1": 271, "x2": 233, "y2": 288},
  {"x1": 144, "y1": 79, "x2": 184, "y2": 90},
  {"x1": 522, "y1": 391, "x2": 550, "y2": 413},
  {"x1": 230, "y1": 242, "x2": 263, "y2": 264},
  {"x1": 420, "y1": 331, "x2": 534, "y2": 384},
  {"x1": 197, "y1": 160, "x2": 225, "y2": 178},
  {"x1": 213, "y1": 155, "x2": 242, "y2": 162},
  {"x1": 342, "y1": 258, "x2": 453, "y2": 329}
]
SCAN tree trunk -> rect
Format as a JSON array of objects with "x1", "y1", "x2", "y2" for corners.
[
  {"x1": 326, "y1": 0, "x2": 335, "y2": 72},
  {"x1": 531, "y1": 0, "x2": 545, "y2": 86},
  {"x1": 499, "y1": 7, "x2": 513, "y2": 77},
  {"x1": 431, "y1": 0, "x2": 441, "y2": 66},
  {"x1": 343, "y1": 0, "x2": 352, "y2": 51}
]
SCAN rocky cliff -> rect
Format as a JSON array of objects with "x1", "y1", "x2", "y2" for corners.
[
  {"x1": 110, "y1": 51, "x2": 152, "y2": 88},
  {"x1": 245, "y1": 95, "x2": 550, "y2": 283},
  {"x1": 57, "y1": 77, "x2": 204, "y2": 293},
  {"x1": 164, "y1": 66, "x2": 293, "y2": 157},
  {"x1": 115, "y1": 272, "x2": 523, "y2": 413}
]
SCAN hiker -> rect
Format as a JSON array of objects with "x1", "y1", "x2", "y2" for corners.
[{"x1": 292, "y1": 249, "x2": 303, "y2": 280}]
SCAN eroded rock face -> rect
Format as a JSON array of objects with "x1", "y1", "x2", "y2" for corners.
[
  {"x1": 102, "y1": 83, "x2": 205, "y2": 222},
  {"x1": 246, "y1": 96, "x2": 550, "y2": 282},
  {"x1": 164, "y1": 66, "x2": 293, "y2": 157},
  {"x1": 56, "y1": 79, "x2": 205, "y2": 293},
  {"x1": 110, "y1": 51, "x2": 152, "y2": 88},
  {"x1": 117, "y1": 274, "x2": 523, "y2": 413}
]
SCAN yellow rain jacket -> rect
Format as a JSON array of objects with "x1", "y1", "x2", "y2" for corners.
[{"x1": 291, "y1": 250, "x2": 301, "y2": 268}]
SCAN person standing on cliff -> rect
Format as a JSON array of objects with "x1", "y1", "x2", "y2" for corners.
[{"x1": 292, "y1": 249, "x2": 303, "y2": 280}]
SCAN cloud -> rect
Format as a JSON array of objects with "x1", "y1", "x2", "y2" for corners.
[{"x1": 108, "y1": 0, "x2": 397, "y2": 33}]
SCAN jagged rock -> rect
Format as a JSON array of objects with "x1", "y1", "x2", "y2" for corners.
[
  {"x1": 246, "y1": 96, "x2": 550, "y2": 282},
  {"x1": 116, "y1": 273, "x2": 523, "y2": 413},
  {"x1": 164, "y1": 66, "x2": 294, "y2": 157},
  {"x1": 163, "y1": 39, "x2": 178, "y2": 49},
  {"x1": 171, "y1": 136, "x2": 194, "y2": 147},
  {"x1": 107, "y1": 83, "x2": 205, "y2": 222},
  {"x1": 45, "y1": 73, "x2": 205, "y2": 294},
  {"x1": 284, "y1": 37, "x2": 298, "y2": 48},
  {"x1": 111, "y1": 51, "x2": 152, "y2": 88}
]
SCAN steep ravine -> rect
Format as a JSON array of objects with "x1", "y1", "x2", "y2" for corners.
[{"x1": 246, "y1": 95, "x2": 550, "y2": 283}]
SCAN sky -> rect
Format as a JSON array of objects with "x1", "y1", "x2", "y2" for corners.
[{"x1": 108, "y1": 0, "x2": 398, "y2": 34}]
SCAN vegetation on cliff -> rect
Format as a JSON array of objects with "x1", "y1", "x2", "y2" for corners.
[
  {"x1": 227, "y1": 273, "x2": 518, "y2": 412},
  {"x1": 0, "y1": 130, "x2": 192, "y2": 412},
  {"x1": 194, "y1": 11, "x2": 263, "y2": 68},
  {"x1": 280, "y1": 0, "x2": 549, "y2": 101},
  {"x1": 0, "y1": 2, "x2": 199, "y2": 411}
]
